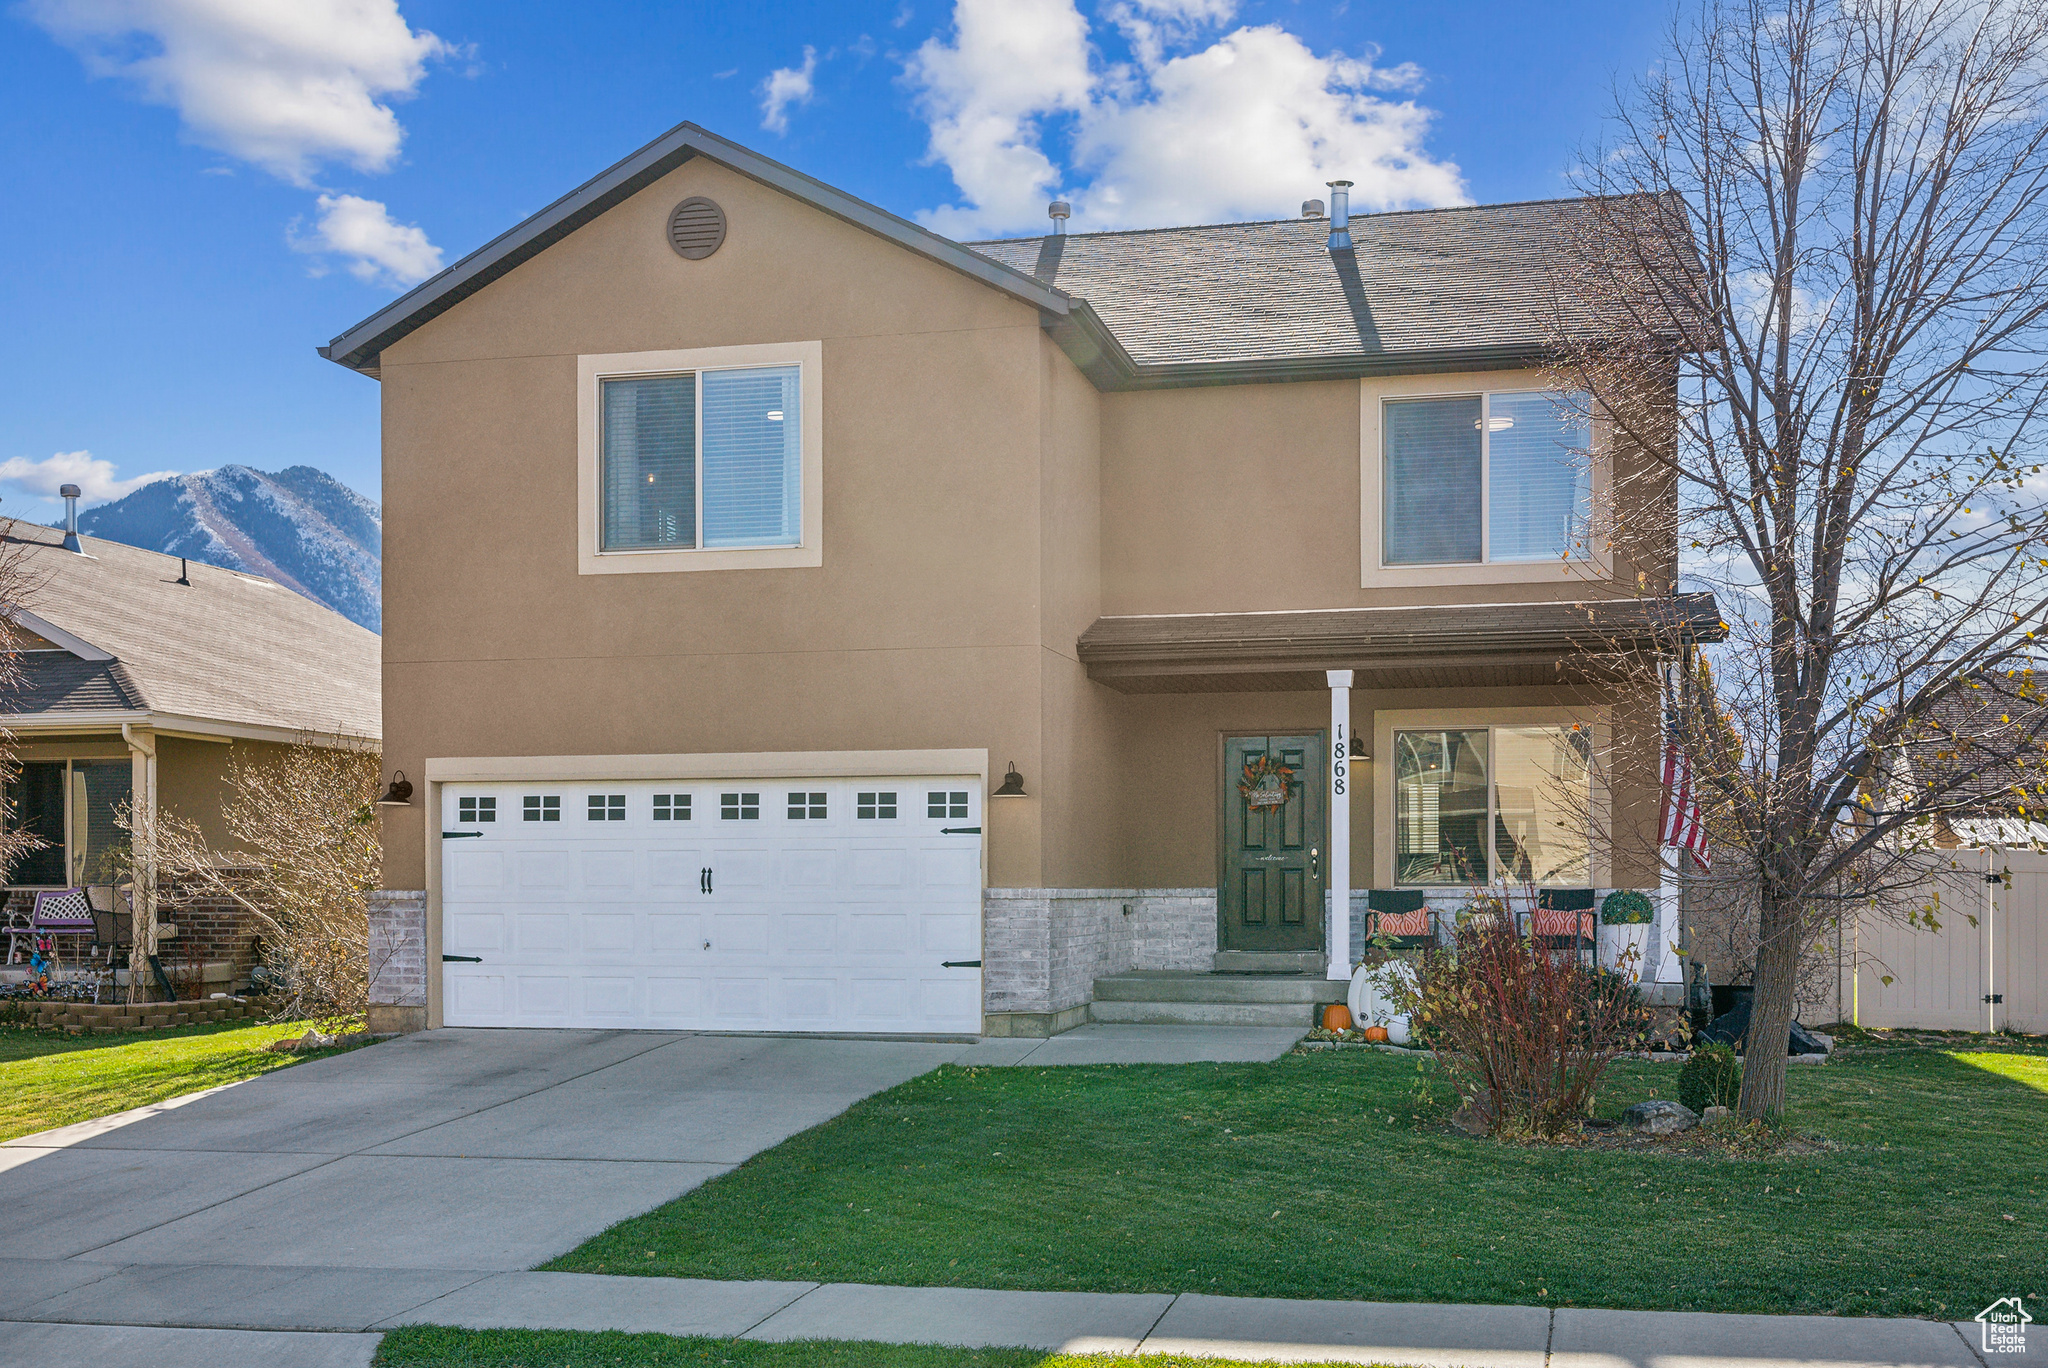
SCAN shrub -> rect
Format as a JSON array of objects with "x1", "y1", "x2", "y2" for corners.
[
  {"x1": 1680, "y1": 1041, "x2": 1742, "y2": 1112},
  {"x1": 1390, "y1": 915, "x2": 1655, "y2": 1139},
  {"x1": 1601, "y1": 889, "x2": 1655, "y2": 924}
]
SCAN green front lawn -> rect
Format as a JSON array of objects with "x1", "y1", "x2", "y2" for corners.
[
  {"x1": 549, "y1": 1045, "x2": 2046, "y2": 1319},
  {"x1": 372, "y1": 1326, "x2": 1384, "y2": 1368},
  {"x1": 0, "y1": 1016, "x2": 365, "y2": 1142}
]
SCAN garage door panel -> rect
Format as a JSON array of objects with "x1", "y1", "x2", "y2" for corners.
[
  {"x1": 441, "y1": 776, "x2": 981, "y2": 1034},
  {"x1": 580, "y1": 851, "x2": 636, "y2": 888},
  {"x1": 515, "y1": 912, "x2": 576, "y2": 953},
  {"x1": 647, "y1": 911, "x2": 703, "y2": 951}
]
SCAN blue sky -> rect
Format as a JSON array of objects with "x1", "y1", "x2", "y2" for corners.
[{"x1": 0, "y1": 0, "x2": 1669, "y2": 520}]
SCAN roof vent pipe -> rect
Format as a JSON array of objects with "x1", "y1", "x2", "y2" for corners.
[
  {"x1": 59, "y1": 484, "x2": 82, "y2": 553},
  {"x1": 1047, "y1": 199, "x2": 1071, "y2": 235},
  {"x1": 1325, "y1": 179, "x2": 1353, "y2": 252},
  {"x1": 1302, "y1": 198, "x2": 1325, "y2": 219}
]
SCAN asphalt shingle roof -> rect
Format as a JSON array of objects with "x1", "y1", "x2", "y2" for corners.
[
  {"x1": 0, "y1": 525, "x2": 380, "y2": 740},
  {"x1": 969, "y1": 198, "x2": 1602, "y2": 372}
]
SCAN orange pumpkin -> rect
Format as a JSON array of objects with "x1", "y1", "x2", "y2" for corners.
[
  {"x1": 1321, "y1": 1004, "x2": 1353, "y2": 1032},
  {"x1": 1362, "y1": 1024, "x2": 1391, "y2": 1043}
]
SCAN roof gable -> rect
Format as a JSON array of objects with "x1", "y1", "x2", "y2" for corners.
[{"x1": 319, "y1": 122, "x2": 1073, "y2": 377}]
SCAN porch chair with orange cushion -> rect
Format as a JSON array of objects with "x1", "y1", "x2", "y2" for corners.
[
  {"x1": 1367, "y1": 889, "x2": 1436, "y2": 950},
  {"x1": 1523, "y1": 888, "x2": 1597, "y2": 960}
]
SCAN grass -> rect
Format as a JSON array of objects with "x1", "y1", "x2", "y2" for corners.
[
  {"x1": 548, "y1": 1043, "x2": 2047, "y2": 1319},
  {"x1": 0, "y1": 1015, "x2": 367, "y2": 1142},
  {"x1": 371, "y1": 1327, "x2": 1384, "y2": 1368}
]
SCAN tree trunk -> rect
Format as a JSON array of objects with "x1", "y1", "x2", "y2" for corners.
[{"x1": 1738, "y1": 889, "x2": 1803, "y2": 1118}]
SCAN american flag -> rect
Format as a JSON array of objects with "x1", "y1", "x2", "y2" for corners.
[{"x1": 1660, "y1": 663, "x2": 1712, "y2": 867}]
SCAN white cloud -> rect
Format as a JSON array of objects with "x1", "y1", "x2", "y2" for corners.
[
  {"x1": 24, "y1": 0, "x2": 454, "y2": 186},
  {"x1": 905, "y1": 0, "x2": 1093, "y2": 238},
  {"x1": 0, "y1": 451, "x2": 178, "y2": 507},
  {"x1": 291, "y1": 193, "x2": 443, "y2": 287},
  {"x1": 905, "y1": 0, "x2": 1465, "y2": 237},
  {"x1": 760, "y1": 46, "x2": 818, "y2": 135}
]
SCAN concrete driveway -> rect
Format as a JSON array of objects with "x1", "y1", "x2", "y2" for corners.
[{"x1": 0, "y1": 1023, "x2": 1304, "y2": 1345}]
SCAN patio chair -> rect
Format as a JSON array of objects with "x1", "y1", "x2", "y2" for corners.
[
  {"x1": 2, "y1": 896, "x2": 33, "y2": 965},
  {"x1": 87, "y1": 885, "x2": 133, "y2": 968},
  {"x1": 1523, "y1": 888, "x2": 1597, "y2": 961},
  {"x1": 1366, "y1": 889, "x2": 1436, "y2": 951},
  {"x1": 31, "y1": 889, "x2": 98, "y2": 970}
]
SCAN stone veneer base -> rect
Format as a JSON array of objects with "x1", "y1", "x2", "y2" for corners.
[{"x1": 980, "y1": 1003, "x2": 1091, "y2": 1038}]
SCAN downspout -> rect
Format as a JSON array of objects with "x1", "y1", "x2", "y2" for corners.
[{"x1": 121, "y1": 722, "x2": 157, "y2": 1005}]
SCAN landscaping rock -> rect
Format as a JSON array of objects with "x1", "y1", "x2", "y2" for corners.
[
  {"x1": 1702, "y1": 1105, "x2": 1733, "y2": 1124},
  {"x1": 1621, "y1": 1099, "x2": 1700, "y2": 1134}
]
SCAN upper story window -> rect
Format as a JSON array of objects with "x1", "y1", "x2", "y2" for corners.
[
  {"x1": 578, "y1": 341, "x2": 823, "y2": 576},
  {"x1": 1383, "y1": 391, "x2": 1591, "y2": 566},
  {"x1": 602, "y1": 365, "x2": 801, "y2": 552}
]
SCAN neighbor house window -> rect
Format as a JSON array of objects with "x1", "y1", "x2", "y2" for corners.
[
  {"x1": 1383, "y1": 392, "x2": 1591, "y2": 565},
  {"x1": 1394, "y1": 726, "x2": 1589, "y2": 885},
  {"x1": 601, "y1": 365, "x2": 801, "y2": 552}
]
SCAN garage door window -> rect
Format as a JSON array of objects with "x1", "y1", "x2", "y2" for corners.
[
  {"x1": 652, "y1": 794, "x2": 691, "y2": 820},
  {"x1": 457, "y1": 797, "x2": 496, "y2": 824},
  {"x1": 588, "y1": 794, "x2": 626, "y2": 821},
  {"x1": 523, "y1": 796, "x2": 561, "y2": 821},
  {"x1": 857, "y1": 791, "x2": 897, "y2": 819},
  {"x1": 721, "y1": 792, "x2": 760, "y2": 820},
  {"x1": 928, "y1": 790, "x2": 969, "y2": 819},
  {"x1": 787, "y1": 791, "x2": 827, "y2": 819}
]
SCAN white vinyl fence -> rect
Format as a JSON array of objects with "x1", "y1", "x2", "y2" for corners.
[{"x1": 1847, "y1": 849, "x2": 2047, "y2": 1034}]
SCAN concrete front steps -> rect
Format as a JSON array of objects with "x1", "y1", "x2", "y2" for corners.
[{"x1": 1089, "y1": 970, "x2": 1346, "y2": 1027}]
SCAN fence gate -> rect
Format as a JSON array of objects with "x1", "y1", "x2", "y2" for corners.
[{"x1": 1849, "y1": 850, "x2": 2045, "y2": 1034}]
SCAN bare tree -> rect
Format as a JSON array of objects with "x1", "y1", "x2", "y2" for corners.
[
  {"x1": 0, "y1": 525, "x2": 55, "y2": 885},
  {"x1": 1553, "y1": 0, "x2": 2048, "y2": 1116},
  {"x1": 148, "y1": 740, "x2": 382, "y2": 1019}
]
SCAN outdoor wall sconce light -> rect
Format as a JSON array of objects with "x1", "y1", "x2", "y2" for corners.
[
  {"x1": 1348, "y1": 734, "x2": 1369, "y2": 760},
  {"x1": 992, "y1": 762, "x2": 1027, "y2": 798},
  {"x1": 376, "y1": 771, "x2": 415, "y2": 807}
]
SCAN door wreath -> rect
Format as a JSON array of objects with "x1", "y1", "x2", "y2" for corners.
[{"x1": 1238, "y1": 755, "x2": 1296, "y2": 809}]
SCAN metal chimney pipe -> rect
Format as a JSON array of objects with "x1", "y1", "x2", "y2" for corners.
[
  {"x1": 59, "y1": 483, "x2": 82, "y2": 553},
  {"x1": 1325, "y1": 179, "x2": 1353, "y2": 252},
  {"x1": 1047, "y1": 199, "x2": 1072, "y2": 235}
]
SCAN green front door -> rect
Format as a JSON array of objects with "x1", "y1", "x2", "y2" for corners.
[{"x1": 1220, "y1": 733, "x2": 1326, "y2": 954}]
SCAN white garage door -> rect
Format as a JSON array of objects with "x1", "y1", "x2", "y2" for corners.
[{"x1": 438, "y1": 777, "x2": 983, "y2": 1034}]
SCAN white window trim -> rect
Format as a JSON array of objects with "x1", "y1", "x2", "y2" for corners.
[
  {"x1": 577, "y1": 340, "x2": 824, "y2": 575},
  {"x1": 1358, "y1": 372, "x2": 1609, "y2": 589},
  {"x1": 1371, "y1": 706, "x2": 1610, "y2": 888}
]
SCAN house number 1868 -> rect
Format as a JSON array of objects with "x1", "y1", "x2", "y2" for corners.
[{"x1": 1332, "y1": 725, "x2": 1347, "y2": 796}]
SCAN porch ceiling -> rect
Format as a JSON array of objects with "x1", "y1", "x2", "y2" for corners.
[{"x1": 1075, "y1": 593, "x2": 1724, "y2": 694}]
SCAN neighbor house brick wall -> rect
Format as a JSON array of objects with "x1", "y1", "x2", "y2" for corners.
[
  {"x1": 159, "y1": 870, "x2": 262, "y2": 987},
  {"x1": 367, "y1": 889, "x2": 427, "y2": 1032},
  {"x1": 983, "y1": 888, "x2": 1215, "y2": 1019}
]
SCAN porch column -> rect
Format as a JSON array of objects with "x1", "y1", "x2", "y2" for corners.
[
  {"x1": 1327, "y1": 670, "x2": 1353, "y2": 982},
  {"x1": 121, "y1": 723, "x2": 157, "y2": 1005}
]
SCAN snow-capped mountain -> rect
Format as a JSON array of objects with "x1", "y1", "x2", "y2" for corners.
[{"x1": 75, "y1": 466, "x2": 382, "y2": 632}]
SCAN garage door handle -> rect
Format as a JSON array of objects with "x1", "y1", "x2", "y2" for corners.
[
  {"x1": 941, "y1": 960, "x2": 982, "y2": 969},
  {"x1": 940, "y1": 826, "x2": 980, "y2": 834},
  {"x1": 443, "y1": 954, "x2": 482, "y2": 963},
  {"x1": 442, "y1": 831, "x2": 484, "y2": 839},
  {"x1": 701, "y1": 867, "x2": 712, "y2": 894}
]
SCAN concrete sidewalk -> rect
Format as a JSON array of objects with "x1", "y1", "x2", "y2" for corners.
[{"x1": 6, "y1": 1270, "x2": 2031, "y2": 1367}]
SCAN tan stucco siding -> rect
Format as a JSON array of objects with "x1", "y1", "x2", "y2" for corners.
[{"x1": 377, "y1": 158, "x2": 1062, "y2": 890}]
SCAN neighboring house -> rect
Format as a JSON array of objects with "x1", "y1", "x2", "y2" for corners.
[
  {"x1": 323, "y1": 122, "x2": 1717, "y2": 1038},
  {"x1": 0, "y1": 519, "x2": 381, "y2": 987}
]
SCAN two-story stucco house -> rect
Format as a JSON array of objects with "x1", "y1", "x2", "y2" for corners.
[{"x1": 326, "y1": 123, "x2": 1716, "y2": 1038}]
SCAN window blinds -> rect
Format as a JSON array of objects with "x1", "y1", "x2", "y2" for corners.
[
  {"x1": 702, "y1": 366, "x2": 801, "y2": 548},
  {"x1": 601, "y1": 374, "x2": 696, "y2": 550},
  {"x1": 1384, "y1": 396, "x2": 1483, "y2": 564},
  {"x1": 1487, "y1": 392, "x2": 1590, "y2": 561}
]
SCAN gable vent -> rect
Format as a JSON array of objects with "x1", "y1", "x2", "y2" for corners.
[{"x1": 667, "y1": 197, "x2": 727, "y2": 260}]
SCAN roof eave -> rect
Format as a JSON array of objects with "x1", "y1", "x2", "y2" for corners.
[
  {"x1": 1042, "y1": 338, "x2": 1566, "y2": 392},
  {"x1": 319, "y1": 122, "x2": 1075, "y2": 375}
]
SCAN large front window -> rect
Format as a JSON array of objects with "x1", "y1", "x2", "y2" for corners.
[
  {"x1": 601, "y1": 365, "x2": 802, "y2": 552},
  {"x1": 1382, "y1": 391, "x2": 1592, "y2": 565},
  {"x1": 1394, "y1": 726, "x2": 1590, "y2": 885}
]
